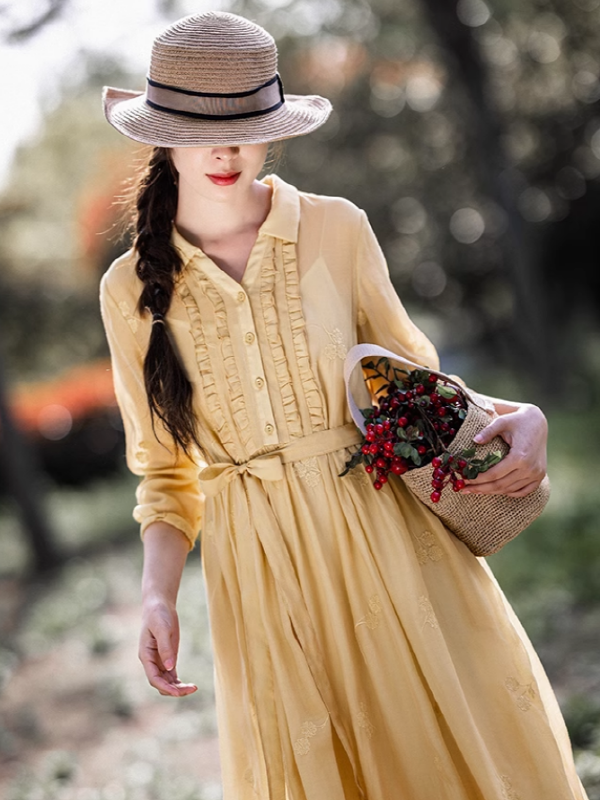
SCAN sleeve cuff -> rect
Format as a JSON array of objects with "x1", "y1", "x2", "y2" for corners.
[{"x1": 137, "y1": 511, "x2": 200, "y2": 551}]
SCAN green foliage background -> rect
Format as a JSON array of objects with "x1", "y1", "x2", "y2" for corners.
[{"x1": 1, "y1": 0, "x2": 600, "y2": 796}]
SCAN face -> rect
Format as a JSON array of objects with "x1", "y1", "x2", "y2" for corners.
[{"x1": 170, "y1": 143, "x2": 269, "y2": 199}]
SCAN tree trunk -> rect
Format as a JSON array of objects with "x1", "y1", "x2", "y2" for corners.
[
  {"x1": 0, "y1": 353, "x2": 61, "y2": 573},
  {"x1": 417, "y1": 0, "x2": 552, "y2": 394}
]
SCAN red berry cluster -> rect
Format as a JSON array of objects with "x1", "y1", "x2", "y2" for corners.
[
  {"x1": 340, "y1": 358, "x2": 501, "y2": 500},
  {"x1": 429, "y1": 455, "x2": 466, "y2": 503}
]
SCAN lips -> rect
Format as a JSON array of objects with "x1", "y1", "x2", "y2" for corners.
[{"x1": 207, "y1": 172, "x2": 241, "y2": 186}]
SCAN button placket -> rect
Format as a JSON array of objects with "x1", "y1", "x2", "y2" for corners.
[{"x1": 230, "y1": 288, "x2": 277, "y2": 445}]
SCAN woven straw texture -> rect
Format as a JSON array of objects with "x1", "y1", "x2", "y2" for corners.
[
  {"x1": 103, "y1": 11, "x2": 332, "y2": 147},
  {"x1": 344, "y1": 343, "x2": 551, "y2": 557},
  {"x1": 149, "y1": 12, "x2": 277, "y2": 93},
  {"x1": 402, "y1": 402, "x2": 551, "y2": 556}
]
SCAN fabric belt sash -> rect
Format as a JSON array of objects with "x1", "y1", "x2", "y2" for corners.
[
  {"x1": 202, "y1": 422, "x2": 365, "y2": 793},
  {"x1": 198, "y1": 422, "x2": 362, "y2": 497}
]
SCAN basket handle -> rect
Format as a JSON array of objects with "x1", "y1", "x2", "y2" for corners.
[{"x1": 344, "y1": 343, "x2": 493, "y2": 433}]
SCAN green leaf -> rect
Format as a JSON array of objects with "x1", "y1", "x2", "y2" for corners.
[
  {"x1": 338, "y1": 449, "x2": 366, "y2": 477},
  {"x1": 458, "y1": 408, "x2": 467, "y2": 420},
  {"x1": 438, "y1": 385, "x2": 458, "y2": 399},
  {"x1": 479, "y1": 451, "x2": 503, "y2": 472},
  {"x1": 397, "y1": 442, "x2": 412, "y2": 457},
  {"x1": 396, "y1": 427, "x2": 408, "y2": 440},
  {"x1": 396, "y1": 442, "x2": 419, "y2": 463},
  {"x1": 460, "y1": 447, "x2": 476, "y2": 459}
]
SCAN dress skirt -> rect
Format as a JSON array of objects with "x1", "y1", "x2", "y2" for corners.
[
  {"x1": 100, "y1": 174, "x2": 587, "y2": 799},
  {"x1": 201, "y1": 441, "x2": 586, "y2": 800}
]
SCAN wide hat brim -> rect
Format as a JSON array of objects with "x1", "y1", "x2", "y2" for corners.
[{"x1": 103, "y1": 87, "x2": 333, "y2": 147}]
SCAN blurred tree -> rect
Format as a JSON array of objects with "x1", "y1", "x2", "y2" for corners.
[
  {"x1": 0, "y1": 350, "x2": 60, "y2": 573},
  {"x1": 0, "y1": 57, "x2": 136, "y2": 381},
  {"x1": 3, "y1": 0, "x2": 600, "y2": 397},
  {"x1": 0, "y1": 0, "x2": 68, "y2": 42},
  {"x1": 0, "y1": 54, "x2": 136, "y2": 568},
  {"x1": 227, "y1": 0, "x2": 600, "y2": 401},
  {"x1": 417, "y1": 0, "x2": 549, "y2": 387}
]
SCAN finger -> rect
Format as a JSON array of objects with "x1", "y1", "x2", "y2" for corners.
[
  {"x1": 152, "y1": 677, "x2": 198, "y2": 697},
  {"x1": 464, "y1": 458, "x2": 519, "y2": 485},
  {"x1": 473, "y1": 419, "x2": 513, "y2": 447},
  {"x1": 504, "y1": 481, "x2": 541, "y2": 498},
  {"x1": 141, "y1": 653, "x2": 197, "y2": 696},
  {"x1": 152, "y1": 622, "x2": 178, "y2": 672},
  {"x1": 462, "y1": 474, "x2": 538, "y2": 496},
  {"x1": 464, "y1": 443, "x2": 540, "y2": 485}
]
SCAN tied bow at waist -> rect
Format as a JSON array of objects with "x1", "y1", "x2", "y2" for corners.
[{"x1": 198, "y1": 423, "x2": 362, "y2": 497}]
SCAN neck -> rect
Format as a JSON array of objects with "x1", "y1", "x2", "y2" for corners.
[{"x1": 174, "y1": 178, "x2": 272, "y2": 249}]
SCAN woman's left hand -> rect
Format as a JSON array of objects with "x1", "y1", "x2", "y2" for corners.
[{"x1": 461, "y1": 404, "x2": 548, "y2": 497}]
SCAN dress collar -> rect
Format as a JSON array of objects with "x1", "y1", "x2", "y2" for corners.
[{"x1": 171, "y1": 173, "x2": 300, "y2": 268}]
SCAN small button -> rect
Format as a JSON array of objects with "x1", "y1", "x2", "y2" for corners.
[
  {"x1": 237, "y1": 291, "x2": 246, "y2": 303},
  {"x1": 244, "y1": 331, "x2": 255, "y2": 344},
  {"x1": 264, "y1": 423, "x2": 275, "y2": 435},
  {"x1": 255, "y1": 377, "x2": 265, "y2": 389}
]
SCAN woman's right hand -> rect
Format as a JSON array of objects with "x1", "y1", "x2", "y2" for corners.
[{"x1": 139, "y1": 597, "x2": 198, "y2": 697}]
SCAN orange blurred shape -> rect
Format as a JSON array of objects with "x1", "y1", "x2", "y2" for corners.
[
  {"x1": 292, "y1": 37, "x2": 368, "y2": 94},
  {"x1": 9, "y1": 359, "x2": 117, "y2": 435}
]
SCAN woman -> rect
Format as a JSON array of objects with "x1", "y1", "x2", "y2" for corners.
[{"x1": 100, "y1": 11, "x2": 587, "y2": 800}]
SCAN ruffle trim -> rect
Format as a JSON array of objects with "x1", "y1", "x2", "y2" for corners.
[
  {"x1": 202, "y1": 279, "x2": 257, "y2": 454},
  {"x1": 177, "y1": 278, "x2": 236, "y2": 452},
  {"x1": 260, "y1": 242, "x2": 304, "y2": 439},
  {"x1": 279, "y1": 240, "x2": 326, "y2": 432}
]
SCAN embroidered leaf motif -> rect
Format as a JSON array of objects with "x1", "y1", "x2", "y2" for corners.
[
  {"x1": 301, "y1": 721, "x2": 318, "y2": 737},
  {"x1": 118, "y1": 301, "x2": 140, "y2": 333},
  {"x1": 500, "y1": 775, "x2": 521, "y2": 800},
  {"x1": 414, "y1": 530, "x2": 443, "y2": 565},
  {"x1": 355, "y1": 595, "x2": 382, "y2": 631},
  {"x1": 357, "y1": 703, "x2": 374, "y2": 739},
  {"x1": 323, "y1": 327, "x2": 348, "y2": 361},
  {"x1": 293, "y1": 738, "x2": 311, "y2": 756},
  {"x1": 419, "y1": 596, "x2": 439, "y2": 629},
  {"x1": 505, "y1": 677, "x2": 537, "y2": 712},
  {"x1": 293, "y1": 457, "x2": 322, "y2": 487},
  {"x1": 293, "y1": 715, "x2": 329, "y2": 756}
]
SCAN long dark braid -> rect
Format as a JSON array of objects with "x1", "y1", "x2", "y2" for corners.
[{"x1": 133, "y1": 146, "x2": 201, "y2": 457}]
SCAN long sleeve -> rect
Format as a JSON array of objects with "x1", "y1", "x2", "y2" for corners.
[
  {"x1": 355, "y1": 210, "x2": 440, "y2": 372},
  {"x1": 99, "y1": 267, "x2": 204, "y2": 550}
]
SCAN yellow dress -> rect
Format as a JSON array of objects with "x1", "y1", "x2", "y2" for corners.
[{"x1": 100, "y1": 175, "x2": 587, "y2": 800}]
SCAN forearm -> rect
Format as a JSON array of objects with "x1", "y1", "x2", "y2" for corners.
[{"x1": 141, "y1": 521, "x2": 190, "y2": 604}]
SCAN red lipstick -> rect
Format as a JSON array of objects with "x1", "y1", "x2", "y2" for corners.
[{"x1": 207, "y1": 172, "x2": 241, "y2": 186}]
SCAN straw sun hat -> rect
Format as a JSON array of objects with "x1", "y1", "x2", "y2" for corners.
[{"x1": 103, "y1": 11, "x2": 332, "y2": 147}]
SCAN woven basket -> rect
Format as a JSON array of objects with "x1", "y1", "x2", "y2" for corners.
[{"x1": 344, "y1": 344, "x2": 550, "y2": 556}]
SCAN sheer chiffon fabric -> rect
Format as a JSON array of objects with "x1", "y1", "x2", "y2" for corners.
[{"x1": 100, "y1": 175, "x2": 587, "y2": 800}]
